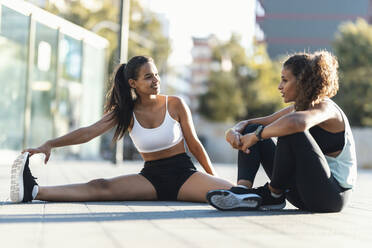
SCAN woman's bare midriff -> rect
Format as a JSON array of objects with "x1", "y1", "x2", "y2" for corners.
[{"x1": 140, "y1": 140, "x2": 186, "y2": 161}]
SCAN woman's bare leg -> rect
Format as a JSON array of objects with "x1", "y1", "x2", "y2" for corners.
[
  {"x1": 35, "y1": 174, "x2": 157, "y2": 201},
  {"x1": 177, "y1": 172, "x2": 234, "y2": 202}
]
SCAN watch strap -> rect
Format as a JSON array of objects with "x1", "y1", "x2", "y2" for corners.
[{"x1": 255, "y1": 125, "x2": 264, "y2": 141}]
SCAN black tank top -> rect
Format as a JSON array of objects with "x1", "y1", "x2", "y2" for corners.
[{"x1": 309, "y1": 125, "x2": 345, "y2": 154}]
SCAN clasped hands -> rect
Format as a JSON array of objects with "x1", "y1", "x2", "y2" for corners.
[{"x1": 225, "y1": 129, "x2": 259, "y2": 154}]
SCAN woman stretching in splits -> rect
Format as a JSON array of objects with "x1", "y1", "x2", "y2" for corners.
[
  {"x1": 11, "y1": 55, "x2": 233, "y2": 203},
  {"x1": 207, "y1": 51, "x2": 357, "y2": 213}
]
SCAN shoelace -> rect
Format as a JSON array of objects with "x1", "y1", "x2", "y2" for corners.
[{"x1": 250, "y1": 184, "x2": 271, "y2": 197}]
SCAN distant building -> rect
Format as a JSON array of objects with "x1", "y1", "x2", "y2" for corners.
[
  {"x1": 189, "y1": 35, "x2": 218, "y2": 112},
  {"x1": 256, "y1": 0, "x2": 372, "y2": 58}
]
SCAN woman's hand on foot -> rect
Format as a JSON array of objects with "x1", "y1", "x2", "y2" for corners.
[{"x1": 23, "y1": 142, "x2": 52, "y2": 164}]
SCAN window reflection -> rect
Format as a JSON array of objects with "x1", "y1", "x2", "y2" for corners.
[
  {"x1": 55, "y1": 35, "x2": 83, "y2": 156},
  {"x1": 28, "y1": 22, "x2": 58, "y2": 147},
  {"x1": 61, "y1": 35, "x2": 82, "y2": 82},
  {"x1": 0, "y1": 6, "x2": 29, "y2": 150}
]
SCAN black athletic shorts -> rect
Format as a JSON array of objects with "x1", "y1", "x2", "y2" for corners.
[{"x1": 139, "y1": 153, "x2": 197, "y2": 201}]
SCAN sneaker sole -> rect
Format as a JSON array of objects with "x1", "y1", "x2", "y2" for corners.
[
  {"x1": 259, "y1": 201, "x2": 286, "y2": 210},
  {"x1": 10, "y1": 152, "x2": 29, "y2": 203},
  {"x1": 207, "y1": 190, "x2": 262, "y2": 211}
]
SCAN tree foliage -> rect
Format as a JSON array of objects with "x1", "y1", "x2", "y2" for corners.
[
  {"x1": 127, "y1": 0, "x2": 171, "y2": 74},
  {"x1": 199, "y1": 35, "x2": 284, "y2": 122},
  {"x1": 199, "y1": 71, "x2": 246, "y2": 122},
  {"x1": 46, "y1": 0, "x2": 171, "y2": 76},
  {"x1": 333, "y1": 18, "x2": 372, "y2": 126},
  {"x1": 243, "y1": 42, "x2": 285, "y2": 118}
]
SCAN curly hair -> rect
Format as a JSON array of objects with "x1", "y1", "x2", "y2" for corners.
[{"x1": 283, "y1": 51, "x2": 339, "y2": 111}]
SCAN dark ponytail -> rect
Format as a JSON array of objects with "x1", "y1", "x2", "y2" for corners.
[{"x1": 105, "y1": 55, "x2": 153, "y2": 141}]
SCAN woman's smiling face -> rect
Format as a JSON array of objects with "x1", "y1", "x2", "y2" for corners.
[{"x1": 131, "y1": 61, "x2": 161, "y2": 95}]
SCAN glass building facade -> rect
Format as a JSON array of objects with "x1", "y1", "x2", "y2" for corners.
[{"x1": 0, "y1": 2, "x2": 108, "y2": 159}]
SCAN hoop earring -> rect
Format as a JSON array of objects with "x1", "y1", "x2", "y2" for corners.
[{"x1": 131, "y1": 88, "x2": 137, "y2": 100}]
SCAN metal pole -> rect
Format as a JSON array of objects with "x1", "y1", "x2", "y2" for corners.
[
  {"x1": 115, "y1": 0, "x2": 130, "y2": 164},
  {"x1": 52, "y1": 28, "x2": 62, "y2": 140},
  {"x1": 119, "y1": 0, "x2": 130, "y2": 63},
  {"x1": 23, "y1": 14, "x2": 36, "y2": 149}
]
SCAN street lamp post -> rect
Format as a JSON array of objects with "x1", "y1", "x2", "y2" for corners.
[
  {"x1": 119, "y1": 0, "x2": 130, "y2": 63},
  {"x1": 115, "y1": 0, "x2": 130, "y2": 164}
]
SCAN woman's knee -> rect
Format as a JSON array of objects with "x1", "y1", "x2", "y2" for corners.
[
  {"x1": 242, "y1": 123, "x2": 261, "y2": 135},
  {"x1": 87, "y1": 178, "x2": 111, "y2": 193}
]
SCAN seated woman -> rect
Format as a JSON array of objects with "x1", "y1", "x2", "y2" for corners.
[
  {"x1": 207, "y1": 51, "x2": 357, "y2": 213},
  {"x1": 11, "y1": 55, "x2": 233, "y2": 203}
]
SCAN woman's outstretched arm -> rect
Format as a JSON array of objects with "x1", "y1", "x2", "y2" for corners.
[
  {"x1": 174, "y1": 97, "x2": 217, "y2": 176},
  {"x1": 24, "y1": 112, "x2": 117, "y2": 163}
]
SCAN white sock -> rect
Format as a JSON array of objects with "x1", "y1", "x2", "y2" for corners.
[
  {"x1": 32, "y1": 185, "x2": 39, "y2": 200},
  {"x1": 270, "y1": 191, "x2": 282, "y2": 198}
]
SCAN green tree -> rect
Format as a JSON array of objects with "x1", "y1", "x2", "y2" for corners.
[
  {"x1": 199, "y1": 71, "x2": 246, "y2": 122},
  {"x1": 128, "y1": 1, "x2": 171, "y2": 74},
  {"x1": 199, "y1": 35, "x2": 284, "y2": 122},
  {"x1": 243, "y1": 41, "x2": 284, "y2": 118},
  {"x1": 333, "y1": 18, "x2": 372, "y2": 126}
]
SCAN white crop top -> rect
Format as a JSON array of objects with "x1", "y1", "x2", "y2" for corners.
[{"x1": 129, "y1": 96, "x2": 184, "y2": 153}]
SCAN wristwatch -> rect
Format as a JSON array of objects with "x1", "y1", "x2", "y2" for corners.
[{"x1": 254, "y1": 125, "x2": 265, "y2": 141}]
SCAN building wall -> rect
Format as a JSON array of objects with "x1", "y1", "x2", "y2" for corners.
[
  {"x1": 257, "y1": 0, "x2": 371, "y2": 58},
  {"x1": 190, "y1": 35, "x2": 218, "y2": 115},
  {"x1": 352, "y1": 128, "x2": 372, "y2": 168}
]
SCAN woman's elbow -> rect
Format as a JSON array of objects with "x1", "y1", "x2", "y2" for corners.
[{"x1": 187, "y1": 139, "x2": 203, "y2": 154}]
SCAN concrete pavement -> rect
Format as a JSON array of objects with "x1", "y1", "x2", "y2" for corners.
[{"x1": 1, "y1": 155, "x2": 371, "y2": 248}]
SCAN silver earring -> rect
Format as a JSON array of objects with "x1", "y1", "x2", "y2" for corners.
[{"x1": 131, "y1": 88, "x2": 137, "y2": 100}]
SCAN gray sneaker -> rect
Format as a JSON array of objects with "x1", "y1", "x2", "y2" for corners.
[{"x1": 207, "y1": 185, "x2": 262, "y2": 211}]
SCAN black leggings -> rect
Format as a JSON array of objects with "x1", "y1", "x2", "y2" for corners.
[{"x1": 238, "y1": 124, "x2": 351, "y2": 212}]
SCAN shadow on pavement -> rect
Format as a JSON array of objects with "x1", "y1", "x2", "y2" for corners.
[{"x1": 0, "y1": 201, "x2": 312, "y2": 223}]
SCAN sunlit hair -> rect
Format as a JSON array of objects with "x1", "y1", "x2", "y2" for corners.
[
  {"x1": 104, "y1": 55, "x2": 154, "y2": 141},
  {"x1": 283, "y1": 50, "x2": 339, "y2": 111}
]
